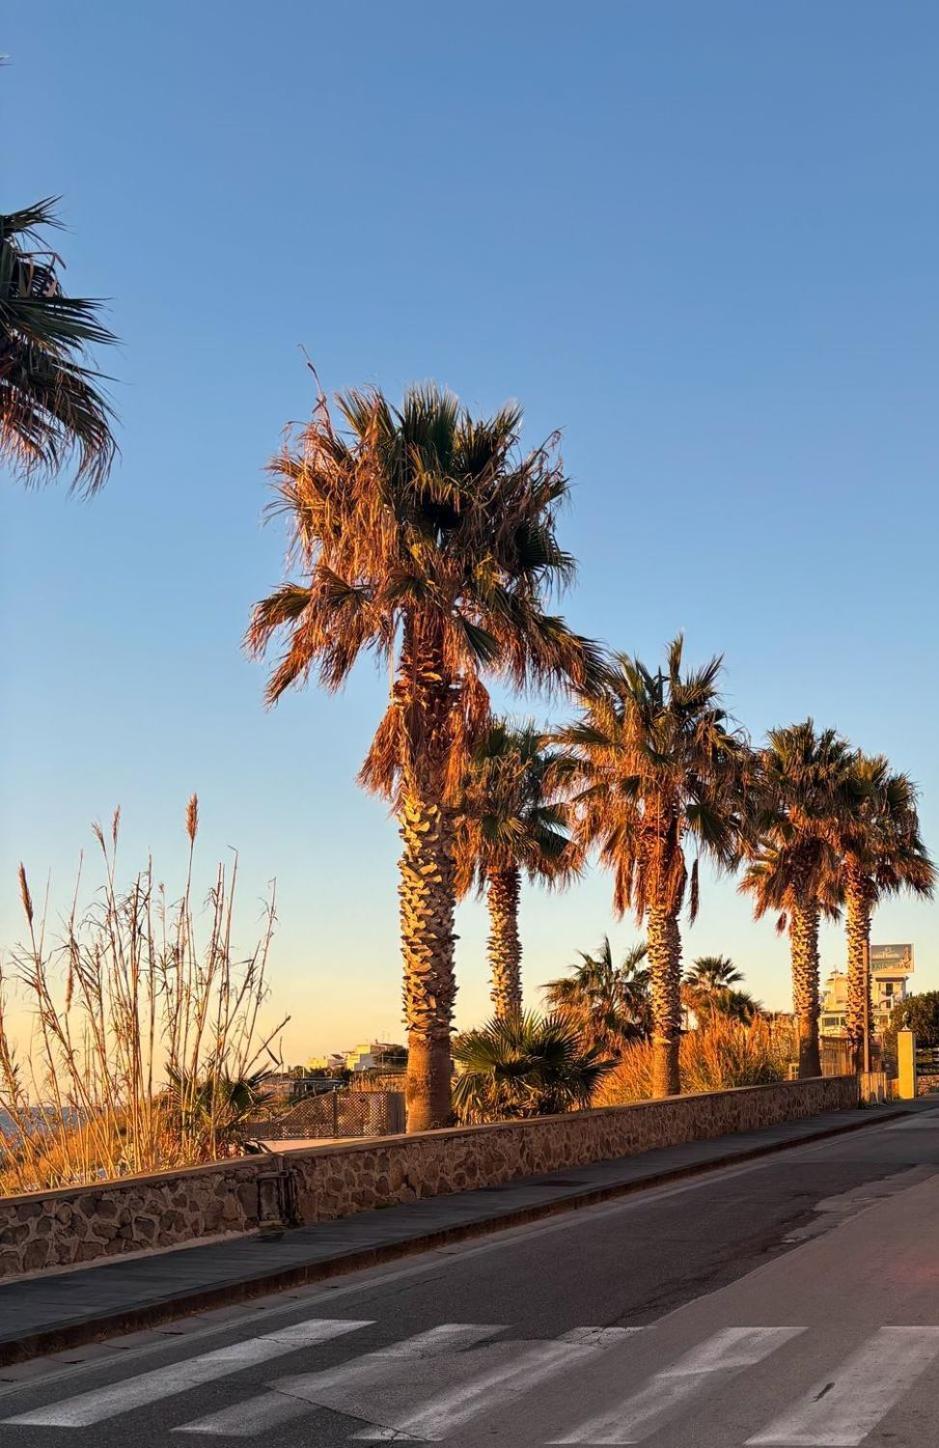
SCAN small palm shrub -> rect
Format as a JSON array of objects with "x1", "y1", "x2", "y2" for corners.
[
  {"x1": 452, "y1": 1012, "x2": 615, "y2": 1124},
  {"x1": 594, "y1": 1017, "x2": 790, "y2": 1106}
]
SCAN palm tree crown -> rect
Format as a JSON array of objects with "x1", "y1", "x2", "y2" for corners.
[
  {"x1": 456, "y1": 720, "x2": 575, "y2": 895},
  {"x1": 247, "y1": 383, "x2": 605, "y2": 1130},
  {"x1": 1, "y1": 199, "x2": 117, "y2": 493},
  {"x1": 684, "y1": 955, "x2": 743, "y2": 992},
  {"x1": 543, "y1": 937, "x2": 651, "y2": 1055},
  {"x1": 554, "y1": 637, "x2": 751, "y2": 1096}
]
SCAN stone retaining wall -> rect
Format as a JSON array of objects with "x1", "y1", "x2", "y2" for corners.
[{"x1": 0, "y1": 1075, "x2": 858, "y2": 1279}]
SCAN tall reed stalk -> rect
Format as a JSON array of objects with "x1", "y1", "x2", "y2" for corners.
[{"x1": 0, "y1": 798, "x2": 286, "y2": 1195}]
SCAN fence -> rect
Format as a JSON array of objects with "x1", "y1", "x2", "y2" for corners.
[
  {"x1": 819, "y1": 1036, "x2": 853, "y2": 1076},
  {"x1": 246, "y1": 1089, "x2": 405, "y2": 1141}
]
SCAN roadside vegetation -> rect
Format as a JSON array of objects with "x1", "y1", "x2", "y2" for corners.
[
  {"x1": 3, "y1": 367, "x2": 935, "y2": 1168},
  {"x1": 0, "y1": 799, "x2": 285, "y2": 1195}
]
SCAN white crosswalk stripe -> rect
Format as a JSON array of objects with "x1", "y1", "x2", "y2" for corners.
[
  {"x1": 177, "y1": 1323, "x2": 638, "y2": 1440},
  {"x1": 348, "y1": 1326, "x2": 640, "y2": 1441},
  {"x1": 2, "y1": 1317, "x2": 371, "y2": 1428},
  {"x1": 6, "y1": 1320, "x2": 939, "y2": 1442},
  {"x1": 746, "y1": 1326, "x2": 939, "y2": 1446},
  {"x1": 176, "y1": 1323, "x2": 505, "y2": 1437},
  {"x1": 551, "y1": 1326, "x2": 804, "y2": 1443}
]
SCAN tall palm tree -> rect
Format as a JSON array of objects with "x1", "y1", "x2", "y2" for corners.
[
  {"x1": 555, "y1": 638, "x2": 751, "y2": 1098},
  {"x1": 1, "y1": 199, "x2": 117, "y2": 493},
  {"x1": 455, "y1": 719, "x2": 577, "y2": 1019},
  {"x1": 833, "y1": 755, "x2": 934, "y2": 1070},
  {"x1": 543, "y1": 937, "x2": 650, "y2": 1056},
  {"x1": 247, "y1": 384, "x2": 604, "y2": 1131},
  {"x1": 740, "y1": 721, "x2": 855, "y2": 1079}
]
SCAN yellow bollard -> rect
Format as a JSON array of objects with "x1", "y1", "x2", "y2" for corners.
[{"x1": 897, "y1": 1029, "x2": 917, "y2": 1100}]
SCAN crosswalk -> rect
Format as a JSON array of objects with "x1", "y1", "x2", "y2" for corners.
[{"x1": 5, "y1": 1315, "x2": 939, "y2": 1443}]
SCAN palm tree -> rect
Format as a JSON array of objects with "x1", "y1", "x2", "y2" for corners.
[
  {"x1": 741, "y1": 721, "x2": 855, "y2": 1078},
  {"x1": 1, "y1": 199, "x2": 117, "y2": 493},
  {"x1": 685, "y1": 955, "x2": 742, "y2": 992},
  {"x1": 683, "y1": 982, "x2": 761, "y2": 1025},
  {"x1": 554, "y1": 638, "x2": 751, "y2": 1098},
  {"x1": 681, "y1": 955, "x2": 759, "y2": 1024},
  {"x1": 543, "y1": 937, "x2": 651, "y2": 1055},
  {"x1": 833, "y1": 755, "x2": 934, "y2": 1070},
  {"x1": 455, "y1": 719, "x2": 577, "y2": 1019},
  {"x1": 451, "y1": 1012, "x2": 614, "y2": 1123},
  {"x1": 247, "y1": 384, "x2": 604, "y2": 1131}
]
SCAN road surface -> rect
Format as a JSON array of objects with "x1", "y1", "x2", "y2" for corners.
[{"x1": 3, "y1": 1106, "x2": 939, "y2": 1446}]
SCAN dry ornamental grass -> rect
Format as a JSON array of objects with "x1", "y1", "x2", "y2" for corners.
[
  {"x1": 594, "y1": 1016, "x2": 793, "y2": 1106},
  {"x1": 0, "y1": 797, "x2": 287, "y2": 1195}
]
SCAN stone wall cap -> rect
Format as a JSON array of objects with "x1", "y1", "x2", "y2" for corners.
[
  {"x1": 275, "y1": 1075, "x2": 853, "y2": 1160},
  {"x1": 0, "y1": 1150, "x2": 267, "y2": 1208},
  {"x1": 0, "y1": 1076, "x2": 854, "y2": 1205}
]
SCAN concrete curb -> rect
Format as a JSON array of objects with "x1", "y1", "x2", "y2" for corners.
[{"x1": 0, "y1": 1105, "x2": 906, "y2": 1366}]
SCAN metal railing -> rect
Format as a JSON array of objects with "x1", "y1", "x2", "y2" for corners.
[{"x1": 246, "y1": 1089, "x2": 406, "y2": 1142}]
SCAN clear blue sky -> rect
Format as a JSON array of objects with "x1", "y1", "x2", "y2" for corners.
[{"x1": 2, "y1": 1, "x2": 937, "y2": 1061}]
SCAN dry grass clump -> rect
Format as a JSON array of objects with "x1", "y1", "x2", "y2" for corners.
[
  {"x1": 594, "y1": 1016, "x2": 791, "y2": 1106},
  {"x1": 0, "y1": 798, "x2": 286, "y2": 1195}
]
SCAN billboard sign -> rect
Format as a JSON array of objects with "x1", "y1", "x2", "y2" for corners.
[{"x1": 871, "y1": 943, "x2": 914, "y2": 975}]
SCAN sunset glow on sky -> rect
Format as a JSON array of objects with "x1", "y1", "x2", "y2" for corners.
[{"x1": 2, "y1": 1, "x2": 937, "y2": 1062}]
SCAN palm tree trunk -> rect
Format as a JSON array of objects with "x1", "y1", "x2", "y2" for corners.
[
  {"x1": 647, "y1": 905, "x2": 682, "y2": 1097},
  {"x1": 790, "y1": 898, "x2": 821, "y2": 1078},
  {"x1": 487, "y1": 866, "x2": 523, "y2": 1020},
  {"x1": 399, "y1": 790, "x2": 457, "y2": 1132},
  {"x1": 844, "y1": 879, "x2": 872, "y2": 1074}
]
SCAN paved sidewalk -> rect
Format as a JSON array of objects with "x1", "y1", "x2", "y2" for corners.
[{"x1": 0, "y1": 1102, "x2": 906, "y2": 1365}]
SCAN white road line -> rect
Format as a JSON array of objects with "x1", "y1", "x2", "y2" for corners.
[
  {"x1": 3, "y1": 1318, "x2": 371, "y2": 1428},
  {"x1": 746, "y1": 1326, "x2": 939, "y2": 1446},
  {"x1": 552, "y1": 1326, "x2": 804, "y2": 1443},
  {"x1": 350, "y1": 1327, "x2": 644, "y2": 1441},
  {"x1": 176, "y1": 1323, "x2": 504, "y2": 1437}
]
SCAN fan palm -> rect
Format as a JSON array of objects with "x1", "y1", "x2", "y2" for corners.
[
  {"x1": 1, "y1": 199, "x2": 117, "y2": 493},
  {"x1": 681, "y1": 956, "x2": 758, "y2": 1024},
  {"x1": 247, "y1": 383, "x2": 605, "y2": 1131},
  {"x1": 451, "y1": 1012, "x2": 614, "y2": 1123},
  {"x1": 455, "y1": 719, "x2": 577, "y2": 1019},
  {"x1": 543, "y1": 937, "x2": 651, "y2": 1055},
  {"x1": 740, "y1": 721, "x2": 855, "y2": 1078},
  {"x1": 684, "y1": 955, "x2": 742, "y2": 992},
  {"x1": 554, "y1": 638, "x2": 751, "y2": 1098},
  {"x1": 833, "y1": 755, "x2": 934, "y2": 1070},
  {"x1": 683, "y1": 983, "x2": 761, "y2": 1025}
]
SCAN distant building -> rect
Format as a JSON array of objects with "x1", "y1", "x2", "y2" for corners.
[
  {"x1": 307, "y1": 1053, "x2": 347, "y2": 1074},
  {"x1": 820, "y1": 944, "x2": 914, "y2": 1037},
  {"x1": 306, "y1": 1043, "x2": 407, "y2": 1074},
  {"x1": 343, "y1": 1042, "x2": 407, "y2": 1072}
]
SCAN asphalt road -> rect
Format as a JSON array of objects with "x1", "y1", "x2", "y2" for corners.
[{"x1": 3, "y1": 1107, "x2": 939, "y2": 1446}]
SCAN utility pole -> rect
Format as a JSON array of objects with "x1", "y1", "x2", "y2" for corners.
[{"x1": 862, "y1": 937, "x2": 872, "y2": 1077}]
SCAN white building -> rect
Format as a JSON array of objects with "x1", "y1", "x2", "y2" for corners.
[
  {"x1": 343, "y1": 1042, "x2": 406, "y2": 1072},
  {"x1": 820, "y1": 943, "x2": 914, "y2": 1037}
]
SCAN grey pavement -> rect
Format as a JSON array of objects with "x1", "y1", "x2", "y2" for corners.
[
  {"x1": 1, "y1": 1102, "x2": 938, "y2": 1445},
  {"x1": 0, "y1": 1102, "x2": 902, "y2": 1365}
]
